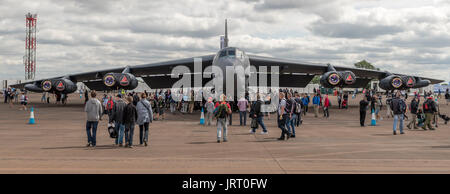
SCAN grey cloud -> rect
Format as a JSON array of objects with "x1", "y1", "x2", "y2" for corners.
[
  {"x1": 254, "y1": 0, "x2": 333, "y2": 10},
  {"x1": 309, "y1": 20, "x2": 404, "y2": 39},
  {"x1": 253, "y1": 0, "x2": 345, "y2": 21},
  {"x1": 0, "y1": 0, "x2": 448, "y2": 82},
  {"x1": 387, "y1": 34, "x2": 450, "y2": 48}
]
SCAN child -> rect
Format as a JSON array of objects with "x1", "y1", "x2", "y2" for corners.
[
  {"x1": 20, "y1": 92, "x2": 28, "y2": 111},
  {"x1": 417, "y1": 109, "x2": 425, "y2": 128}
]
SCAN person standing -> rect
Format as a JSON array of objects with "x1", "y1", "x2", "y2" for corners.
[
  {"x1": 8, "y1": 88, "x2": 14, "y2": 108},
  {"x1": 132, "y1": 92, "x2": 140, "y2": 106},
  {"x1": 204, "y1": 97, "x2": 215, "y2": 126},
  {"x1": 312, "y1": 93, "x2": 320, "y2": 118},
  {"x1": 294, "y1": 92, "x2": 303, "y2": 127},
  {"x1": 3, "y1": 88, "x2": 7, "y2": 103},
  {"x1": 158, "y1": 95, "x2": 165, "y2": 120},
  {"x1": 337, "y1": 93, "x2": 342, "y2": 109},
  {"x1": 84, "y1": 89, "x2": 89, "y2": 104},
  {"x1": 286, "y1": 93, "x2": 297, "y2": 138},
  {"x1": 106, "y1": 96, "x2": 114, "y2": 119},
  {"x1": 169, "y1": 92, "x2": 176, "y2": 113},
  {"x1": 376, "y1": 95, "x2": 383, "y2": 120},
  {"x1": 433, "y1": 96, "x2": 440, "y2": 128},
  {"x1": 249, "y1": 94, "x2": 268, "y2": 134},
  {"x1": 84, "y1": 91, "x2": 103, "y2": 148},
  {"x1": 102, "y1": 94, "x2": 108, "y2": 114},
  {"x1": 277, "y1": 92, "x2": 290, "y2": 141},
  {"x1": 110, "y1": 94, "x2": 127, "y2": 146},
  {"x1": 407, "y1": 97, "x2": 419, "y2": 130},
  {"x1": 359, "y1": 97, "x2": 369, "y2": 127},
  {"x1": 302, "y1": 93, "x2": 309, "y2": 116},
  {"x1": 445, "y1": 89, "x2": 449, "y2": 105},
  {"x1": 14, "y1": 89, "x2": 19, "y2": 103},
  {"x1": 189, "y1": 90, "x2": 195, "y2": 114},
  {"x1": 422, "y1": 96, "x2": 437, "y2": 130},
  {"x1": 323, "y1": 95, "x2": 330, "y2": 118},
  {"x1": 41, "y1": 92, "x2": 46, "y2": 103},
  {"x1": 123, "y1": 96, "x2": 138, "y2": 148},
  {"x1": 386, "y1": 95, "x2": 393, "y2": 118},
  {"x1": 214, "y1": 95, "x2": 231, "y2": 143},
  {"x1": 20, "y1": 92, "x2": 28, "y2": 111},
  {"x1": 237, "y1": 96, "x2": 249, "y2": 126},
  {"x1": 390, "y1": 91, "x2": 407, "y2": 135},
  {"x1": 136, "y1": 93, "x2": 153, "y2": 147},
  {"x1": 343, "y1": 93, "x2": 349, "y2": 109}
]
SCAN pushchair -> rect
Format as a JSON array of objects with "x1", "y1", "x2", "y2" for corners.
[{"x1": 439, "y1": 113, "x2": 449, "y2": 125}]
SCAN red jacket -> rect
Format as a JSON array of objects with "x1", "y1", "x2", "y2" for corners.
[{"x1": 324, "y1": 97, "x2": 330, "y2": 107}]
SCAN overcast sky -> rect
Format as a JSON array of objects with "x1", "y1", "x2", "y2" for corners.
[{"x1": 0, "y1": 0, "x2": 449, "y2": 82}]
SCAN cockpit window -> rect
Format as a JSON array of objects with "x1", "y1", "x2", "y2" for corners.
[
  {"x1": 227, "y1": 50, "x2": 236, "y2": 57},
  {"x1": 219, "y1": 50, "x2": 227, "y2": 57},
  {"x1": 218, "y1": 48, "x2": 242, "y2": 59}
]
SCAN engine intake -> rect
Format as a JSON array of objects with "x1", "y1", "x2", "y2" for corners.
[
  {"x1": 379, "y1": 75, "x2": 426, "y2": 91},
  {"x1": 103, "y1": 73, "x2": 138, "y2": 90},
  {"x1": 40, "y1": 78, "x2": 77, "y2": 94},
  {"x1": 320, "y1": 71, "x2": 356, "y2": 88}
]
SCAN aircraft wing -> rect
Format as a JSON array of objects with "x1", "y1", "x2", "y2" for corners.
[
  {"x1": 248, "y1": 55, "x2": 444, "y2": 87},
  {"x1": 11, "y1": 55, "x2": 215, "y2": 91},
  {"x1": 82, "y1": 54, "x2": 216, "y2": 90}
]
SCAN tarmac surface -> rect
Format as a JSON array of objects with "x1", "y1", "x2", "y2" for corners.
[{"x1": 0, "y1": 93, "x2": 449, "y2": 174}]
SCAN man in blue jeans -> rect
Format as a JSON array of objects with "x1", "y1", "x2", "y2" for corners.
[
  {"x1": 84, "y1": 91, "x2": 103, "y2": 147},
  {"x1": 390, "y1": 91, "x2": 406, "y2": 135},
  {"x1": 110, "y1": 94, "x2": 127, "y2": 146},
  {"x1": 249, "y1": 95, "x2": 268, "y2": 134},
  {"x1": 277, "y1": 92, "x2": 290, "y2": 141}
]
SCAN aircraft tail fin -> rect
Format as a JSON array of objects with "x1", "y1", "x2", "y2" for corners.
[
  {"x1": 224, "y1": 19, "x2": 228, "y2": 48},
  {"x1": 220, "y1": 19, "x2": 229, "y2": 49}
]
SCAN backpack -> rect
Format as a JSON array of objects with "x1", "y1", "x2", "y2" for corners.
[
  {"x1": 107, "y1": 100, "x2": 114, "y2": 110},
  {"x1": 285, "y1": 99, "x2": 294, "y2": 113},
  {"x1": 424, "y1": 101, "x2": 430, "y2": 111},
  {"x1": 295, "y1": 99, "x2": 302, "y2": 114},
  {"x1": 215, "y1": 104, "x2": 229, "y2": 119},
  {"x1": 399, "y1": 100, "x2": 406, "y2": 113}
]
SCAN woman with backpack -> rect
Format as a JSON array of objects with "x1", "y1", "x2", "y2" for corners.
[{"x1": 214, "y1": 95, "x2": 231, "y2": 143}]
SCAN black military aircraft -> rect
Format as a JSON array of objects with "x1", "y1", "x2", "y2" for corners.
[{"x1": 12, "y1": 19, "x2": 443, "y2": 98}]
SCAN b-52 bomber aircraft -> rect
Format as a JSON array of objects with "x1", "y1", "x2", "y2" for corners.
[{"x1": 12, "y1": 19, "x2": 443, "y2": 100}]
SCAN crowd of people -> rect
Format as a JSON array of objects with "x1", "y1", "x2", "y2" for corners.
[
  {"x1": 359, "y1": 89, "x2": 448, "y2": 135},
  {"x1": 4, "y1": 85, "x2": 448, "y2": 147},
  {"x1": 2, "y1": 87, "x2": 29, "y2": 110},
  {"x1": 85, "y1": 91, "x2": 155, "y2": 148}
]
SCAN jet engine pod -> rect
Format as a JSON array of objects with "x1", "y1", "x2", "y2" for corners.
[
  {"x1": 320, "y1": 71, "x2": 357, "y2": 88},
  {"x1": 41, "y1": 80, "x2": 53, "y2": 92},
  {"x1": 402, "y1": 76, "x2": 416, "y2": 88},
  {"x1": 40, "y1": 78, "x2": 77, "y2": 94},
  {"x1": 103, "y1": 73, "x2": 138, "y2": 90},
  {"x1": 55, "y1": 80, "x2": 66, "y2": 92},
  {"x1": 342, "y1": 71, "x2": 356, "y2": 85},
  {"x1": 320, "y1": 71, "x2": 341, "y2": 88},
  {"x1": 380, "y1": 75, "x2": 404, "y2": 90}
]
